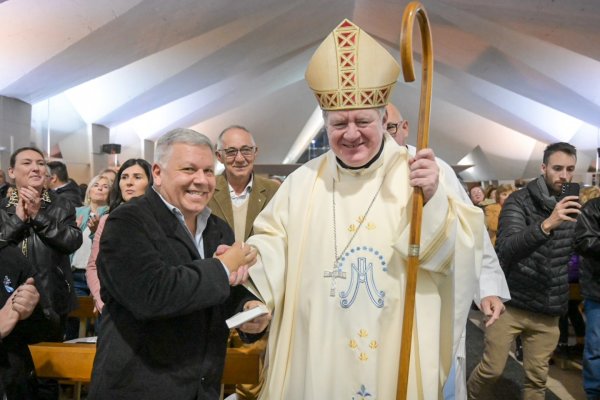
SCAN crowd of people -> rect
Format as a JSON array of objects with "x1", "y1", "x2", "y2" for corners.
[{"x1": 0, "y1": 17, "x2": 598, "y2": 400}]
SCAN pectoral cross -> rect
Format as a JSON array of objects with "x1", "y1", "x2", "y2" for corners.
[{"x1": 324, "y1": 268, "x2": 346, "y2": 297}]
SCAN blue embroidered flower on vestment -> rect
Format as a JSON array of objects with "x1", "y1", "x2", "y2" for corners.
[
  {"x1": 3, "y1": 276, "x2": 14, "y2": 293},
  {"x1": 353, "y1": 384, "x2": 372, "y2": 399}
]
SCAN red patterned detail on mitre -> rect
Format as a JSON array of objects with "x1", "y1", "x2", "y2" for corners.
[
  {"x1": 340, "y1": 71, "x2": 356, "y2": 88},
  {"x1": 313, "y1": 85, "x2": 393, "y2": 110},
  {"x1": 361, "y1": 90, "x2": 375, "y2": 105},
  {"x1": 339, "y1": 20, "x2": 354, "y2": 29},
  {"x1": 339, "y1": 52, "x2": 356, "y2": 69},
  {"x1": 341, "y1": 90, "x2": 358, "y2": 106},
  {"x1": 336, "y1": 31, "x2": 357, "y2": 48},
  {"x1": 316, "y1": 92, "x2": 339, "y2": 109}
]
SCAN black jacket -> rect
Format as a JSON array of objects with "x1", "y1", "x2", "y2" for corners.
[
  {"x1": 54, "y1": 180, "x2": 83, "y2": 208},
  {"x1": 0, "y1": 190, "x2": 81, "y2": 324},
  {"x1": 0, "y1": 244, "x2": 51, "y2": 399},
  {"x1": 0, "y1": 184, "x2": 8, "y2": 200},
  {"x1": 88, "y1": 189, "x2": 260, "y2": 400},
  {"x1": 573, "y1": 197, "x2": 600, "y2": 302},
  {"x1": 496, "y1": 178, "x2": 574, "y2": 316}
]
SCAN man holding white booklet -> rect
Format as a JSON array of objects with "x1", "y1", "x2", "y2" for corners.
[{"x1": 88, "y1": 129, "x2": 271, "y2": 400}]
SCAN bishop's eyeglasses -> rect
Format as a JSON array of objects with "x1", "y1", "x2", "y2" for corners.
[{"x1": 219, "y1": 146, "x2": 257, "y2": 159}]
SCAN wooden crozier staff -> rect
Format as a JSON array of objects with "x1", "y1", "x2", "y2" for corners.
[{"x1": 396, "y1": 2, "x2": 434, "y2": 400}]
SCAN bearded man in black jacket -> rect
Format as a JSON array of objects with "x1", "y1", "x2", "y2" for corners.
[{"x1": 468, "y1": 142, "x2": 580, "y2": 400}]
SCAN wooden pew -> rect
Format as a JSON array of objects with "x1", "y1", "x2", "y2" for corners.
[
  {"x1": 68, "y1": 296, "x2": 96, "y2": 338},
  {"x1": 29, "y1": 342, "x2": 260, "y2": 395}
]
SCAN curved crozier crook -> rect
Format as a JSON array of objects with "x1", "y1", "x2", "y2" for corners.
[{"x1": 400, "y1": 1, "x2": 433, "y2": 151}]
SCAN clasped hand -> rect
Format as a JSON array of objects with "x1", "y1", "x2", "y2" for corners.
[
  {"x1": 16, "y1": 186, "x2": 42, "y2": 221},
  {"x1": 408, "y1": 148, "x2": 439, "y2": 204},
  {"x1": 77, "y1": 213, "x2": 100, "y2": 232},
  {"x1": 215, "y1": 242, "x2": 257, "y2": 286},
  {"x1": 10, "y1": 277, "x2": 39, "y2": 320}
]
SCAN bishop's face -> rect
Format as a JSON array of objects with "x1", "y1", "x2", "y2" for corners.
[{"x1": 325, "y1": 108, "x2": 386, "y2": 168}]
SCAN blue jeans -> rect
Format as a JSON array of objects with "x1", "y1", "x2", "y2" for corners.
[
  {"x1": 72, "y1": 269, "x2": 90, "y2": 297},
  {"x1": 584, "y1": 299, "x2": 600, "y2": 399}
]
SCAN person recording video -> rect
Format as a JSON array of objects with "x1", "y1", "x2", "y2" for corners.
[{"x1": 468, "y1": 142, "x2": 581, "y2": 399}]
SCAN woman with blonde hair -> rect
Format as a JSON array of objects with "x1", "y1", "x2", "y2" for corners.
[
  {"x1": 580, "y1": 186, "x2": 600, "y2": 205},
  {"x1": 72, "y1": 174, "x2": 111, "y2": 289},
  {"x1": 66, "y1": 174, "x2": 111, "y2": 339},
  {"x1": 484, "y1": 183, "x2": 515, "y2": 245}
]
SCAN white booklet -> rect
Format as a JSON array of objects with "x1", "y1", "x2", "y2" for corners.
[
  {"x1": 64, "y1": 336, "x2": 97, "y2": 344},
  {"x1": 226, "y1": 304, "x2": 269, "y2": 329}
]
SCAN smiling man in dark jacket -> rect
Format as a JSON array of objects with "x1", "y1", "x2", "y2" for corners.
[
  {"x1": 88, "y1": 129, "x2": 270, "y2": 400},
  {"x1": 468, "y1": 142, "x2": 580, "y2": 400}
]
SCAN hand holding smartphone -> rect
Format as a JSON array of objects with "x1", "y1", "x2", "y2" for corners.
[
  {"x1": 543, "y1": 182, "x2": 581, "y2": 234},
  {"x1": 558, "y1": 182, "x2": 579, "y2": 201}
]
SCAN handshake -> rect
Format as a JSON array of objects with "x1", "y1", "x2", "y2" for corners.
[{"x1": 214, "y1": 242, "x2": 257, "y2": 286}]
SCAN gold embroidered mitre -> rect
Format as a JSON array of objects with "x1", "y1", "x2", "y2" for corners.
[{"x1": 305, "y1": 19, "x2": 400, "y2": 111}]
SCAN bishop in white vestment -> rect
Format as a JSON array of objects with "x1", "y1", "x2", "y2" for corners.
[{"x1": 246, "y1": 19, "x2": 484, "y2": 400}]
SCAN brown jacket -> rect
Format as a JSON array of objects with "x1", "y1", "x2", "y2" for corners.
[{"x1": 208, "y1": 174, "x2": 279, "y2": 241}]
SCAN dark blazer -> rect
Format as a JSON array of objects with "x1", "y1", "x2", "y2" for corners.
[
  {"x1": 88, "y1": 189, "x2": 258, "y2": 400},
  {"x1": 209, "y1": 174, "x2": 279, "y2": 241},
  {"x1": 0, "y1": 184, "x2": 8, "y2": 200}
]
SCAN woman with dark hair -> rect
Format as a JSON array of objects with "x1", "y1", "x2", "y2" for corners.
[{"x1": 85, "y1": 159, "x2": 152, "y2": 322}]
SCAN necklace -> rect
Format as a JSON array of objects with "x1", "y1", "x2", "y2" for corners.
[
  {"x1": 324, "y1": 177, "x2": 384, "y2": 297},
  {"x1": 8, "y1": 188, "x2": 51, "y2": 257}
]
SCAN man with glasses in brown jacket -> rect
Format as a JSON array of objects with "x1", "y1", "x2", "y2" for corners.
[{"x1": 209, "y1": 125, "x2": 279, "y2": 400}]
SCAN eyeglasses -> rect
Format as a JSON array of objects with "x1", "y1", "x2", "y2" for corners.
[
  {"x1": 386, "y1": 121, "x2": 402, "y2": 136},
  {"x1": 219, "y1": 146, "x2": 257, "y2": 159}
]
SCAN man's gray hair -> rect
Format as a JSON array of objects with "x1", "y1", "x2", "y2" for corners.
[
  {"x1": 216, "y1": 125, "x2": 256, "y2": 150},
  {"x1": 322, "y1": 106, "x2": 386, "y2": 125},
  {"x1": 155, "y1": 128, "x2": 214, "y2": 166}
]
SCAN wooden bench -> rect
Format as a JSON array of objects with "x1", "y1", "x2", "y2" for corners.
[
  {"x1": 68, "y1": 296, "x2": 96, "y2": 338},
  {"x1": 29, "y1": 342, "x2": 261, "y2": 399}
]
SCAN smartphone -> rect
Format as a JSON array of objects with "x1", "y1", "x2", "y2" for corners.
[{"x1": 558, "y1": 182, "x2": 580, "y2": 201}]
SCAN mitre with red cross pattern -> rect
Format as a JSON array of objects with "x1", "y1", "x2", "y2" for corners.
[{"x1": 305, "y1": 19, "x2": 400, "y2": 111}]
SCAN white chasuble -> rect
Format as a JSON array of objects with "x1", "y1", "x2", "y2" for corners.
[{"x1": 247, "y1": 137, "x2": 482, "y2": 400}]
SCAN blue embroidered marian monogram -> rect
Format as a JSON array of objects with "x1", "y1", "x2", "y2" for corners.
[{"x1": 339, "y1": 246, "x2": 386, "y2": 308}]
